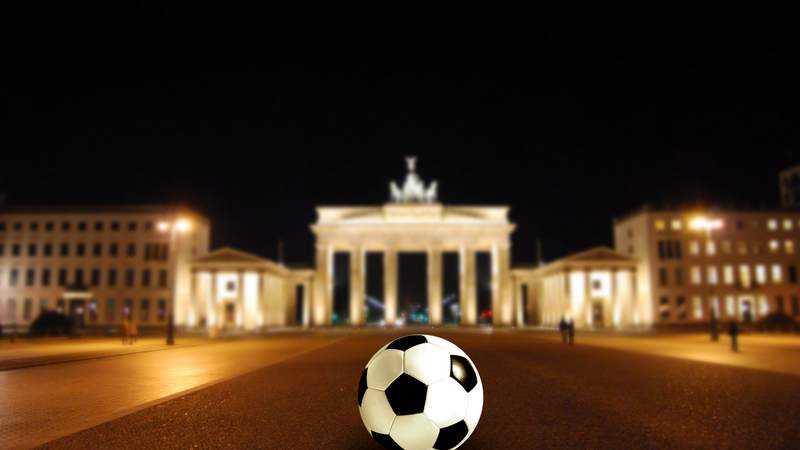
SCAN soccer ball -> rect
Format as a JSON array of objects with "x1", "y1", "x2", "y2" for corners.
[{"x1": 357, "y1": 335, "x2": 483, "y2": 450}]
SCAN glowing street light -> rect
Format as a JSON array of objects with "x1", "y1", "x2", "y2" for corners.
[
  {"x1": 159, "y1": 217, "x2": 193, "y2": 345},
  {"x1": 690, "y1": 215, "x2": 723, "y2": 341}
]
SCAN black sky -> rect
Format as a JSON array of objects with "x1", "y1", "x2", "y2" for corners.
[{"x1": 4, "y1": 5, "x2": 800, "y2": 265}]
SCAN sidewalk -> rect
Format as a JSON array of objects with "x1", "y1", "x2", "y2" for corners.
[
  {"x1": 536, "y1": 330, "x2": 800, "y2": 377},
  {"x1": 0, "y1": 337, "x2": 210, "y2": 371}
]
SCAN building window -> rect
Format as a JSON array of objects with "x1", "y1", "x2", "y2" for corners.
[
  {"x1": 788, "y1": 266, "x2": 798, "y2": 284},
  {"x1": 10, "y1": 269, "x2": 19, "y2": 286},
  {"x1": 721, "y1": 241, "x2": 732, "y2": 254},
  {"x1": 0, "y1": 222, "x2": 5, "y2": 231},
  {"x1": 76, "y1": 243, "x2": 86, "y2": 257},
  {"x1": 739, "y1": 265, "x2": 751, "y2": 289},
  {"x1": 144, "y1": 221, "x2": 154, "y2": 232},
  {"x1": 658, "y1": 241, "x2": 666, "y2": 259},
  {"x1": 707, "y1": 266, "x2": 719, "y2": 285},
  {"x1": 45, "y1": 222, "x2": 54, "y2": 231},
  {"x1": 768, "y1": 219, "x2": 778, "y2": 231},
  {"x1": 89, "y1": 299, "x2": 98, "y2": 323},
  {"x1": 755, "y1": 265, "x2": 767, "y2": 285},
  {"x1": 43, "y1": 243, "x2": 52, "y2": 256},
  {"x1": 127, "y1": 243, "x2": 136, "y2": 257},
  {"x1": 78, "y1": 222, "x2": 87, "y2": 232},
  {"x1": 60, "y1": 243, "x2": 69, "y2": 257},
  {"x1": 783, "y1": 219, "x2": 794, "y2": 231},
  {"x1": 108, "y1": 269, "x2": 117, "y2": 287},
  {"x1": 30, "y1": 222, "x2": 39, "y2": 232},
  {"x1": 28, "y1": 243, "x2": 37, "y2": 257},
  {"x1": 723, "y1": 265, "x2": 735, "y2": 285},
  {"x1": 726, "y1": 296, "x2": 735, "y2": 318},
  {"x1": 23, "y1": 299, "x2": 33, "y2": 321},
  {"x1": 785, "y1": 241, "x2": 795, "y2": 255},
  {"x1": 659, "y1": 297, "x2": 670, "y2": 320},
  {"x1": 659, "y1": 268, "x2": 668, "y2": 286},
  {"x1": 111, "y1": 221, "x2": 120, "y2": 231},
  {"x1": 792, "y1": 296, "x2": 800, "y2": 316},
  {"x1": 654, "y1": 220, "x2": 666, "y2": 231},
  {"x1": 41, "y1": 269, "x2": 51, "y2": 287},
  {"x1": 61, "y1": 221, "x2": 71, "y2": 231},
  {"x1": 159, "y1": 269, "x2": 168, "y2": 288},
  {"x1": 110, "y1": 243, "x2": 119, "y2": 257},
  {"x1": 688, "y1": 241, "x2": 700, "y2": 256},
  {"x1": 107, "y1": 299, "x2": 117, "y2": 322},
  {"x1": 95, "y1": 221, "x2": 104, "y2": 231},
  {"x1": 671, "y1": 219, "x2": 683, "y2": 231},
  {"x1": 673, "y1": 241, "x2": 683, "y2": 259},
  {"x1": 39, "y1": 298, "x2": 48, "y2": 313},
  {"x1": 25, "y1": 269, "x2": 35, "y2": 287},
  {"x1": 75, "y1": 269, "x2": 84, "y2": 286},
  {"x1": 125, "y1": 269, "x2": 135, "y2": 287},
  {"x1": 0, "y1": 243, "x2": 4, "y2": 256},
  {"x1": 12, "y1": 244, "x2": 21, "y2": 256},
  {"x1": 128, "y1": 221, "x2": 137, "y2": 231},
  {"x1": 772, "y1": 265, "x2": 783, "y2": 284},
  {"x1": 142, "y1": 270, "x2": 151, "y2": 287},
  {"x1": 706, "y1": 240, "x2": 717, "y2": 256},
  {"x1": 776, "y1": 296, "x2": 785, "y2": 314},
  {"x1": 737, "y1": 241, "x2": 748, "y2": 255},
  {"x1": 13, "y1": 222, "x2": 22, "y2": 231},
  {"x1": 736, "y1": 220, "x2": 745, "y2": 231},
  {"x1": 157, "y1": 299, "x2": 167, "y2": 322},
  {"x1": 91, "y1": 243, "x2": 101, "y2": 257},
  {"x1": 676, "y1": 297, "x2": 687, "y2": 320},
  {"x1": 58, "y1": 269, "x2": 68, "y2": 286},
  {"x1": 140, "y1": 299, "x2": 150, "y2": 322},
  {"x1": 690, "y1": 266, "x2": 702, "y2": 285},
  {"x1": 123, "y1": 299, "x2": 133, "y2": 319},
  {"x1": 91, "y1": 269, "x2": 101, "y2": 287},
  {"x1": 692, "y1": 296, "x2": 703, "y2": 319}
]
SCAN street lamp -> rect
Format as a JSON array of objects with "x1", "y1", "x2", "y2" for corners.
[
  {"x1": 158, "y1": 218, "x2": 192, "y2": 345},
  {"x1": 689, "y1": 215, "x2": 724, "y2": 341}
]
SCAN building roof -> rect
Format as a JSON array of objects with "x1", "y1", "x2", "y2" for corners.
[
  {"x1": 513, "y1": 246, "x2": 636, "y2": 279},
  {"x1": 613, "y1": 203, "x2": 798, "y2": 224},
  {"x1": 191, "y1": 247, "x2": 314, "y2": 279},
  {"x1": 193, "y1": 247, "x2": 269, "y2": 264}
]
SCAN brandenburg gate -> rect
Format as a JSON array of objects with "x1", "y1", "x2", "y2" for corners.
[{"x1": 310, "y1": 157, "x2": 517, "y2": 326}]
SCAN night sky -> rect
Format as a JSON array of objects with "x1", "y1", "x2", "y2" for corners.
[{"x1": 5, "y1": 5, "x2": 800, "y2": 266}]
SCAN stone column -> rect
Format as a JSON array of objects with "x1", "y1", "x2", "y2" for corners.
[
  {"x1": 209, "y1": 270, "x2": 217, "y2": 328},
  {"x1": 313, "y1": 245, "x2": 331, "y2": 326},
  {"x1": 384, "y1": 248, "x2": 398, "y2": 325},
  {"x1": 257, "y1": 270, "x2": 266, "y2": 328},
  {"x1": 428, "y1": 247, "x2": 443, "y2": 326},
  {"x1": 610, "y1": 268, "x2": 618, "y2": 328},
  {"x1": 236, "y1": 270, "x2": 245, "y2": 329},
  {"x1": 630, "y1": 267, "x2": 639, "y2": 325},
  {"x1": 584, "y1": 268, "x2": 592, "y2": 328},
  {"x1": 350, "y1": 246, "x2": 365, "y2": 326},
  {"x1": 461, "y1": 247, "x2": 477, "y2": 325},
  {"x1": 563, "y1": 270, "x2": 571, "y2": 319},
  {"x1": 302, "y1": 280, "x2": 311, "y2": 327},
  {"x1": 190, "y1": 269, "x2": 198, "y2": 327},
  {"x1": 491, "y1": 244, "x2": 513, "y2": 326}
]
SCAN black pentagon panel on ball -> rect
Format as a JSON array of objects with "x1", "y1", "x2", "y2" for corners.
[
  {"x1": 372, "y1": 431, "x2": 405, "y2": 450},
  {"x1": 385, "y1": 373, "x2": 428, "y2": 415},
  {"x1": 386, "y1": 335, "x2": 428, "y2": 351},
  {"x1": 450, "y1": 355, "x2": 478, "y2": 392},
  {"x1": 358, "y1": 368, "x2": 368, "y2": 406},
  {"x1": 433, "y1": 420, "x2": 469, "y2": 449}
]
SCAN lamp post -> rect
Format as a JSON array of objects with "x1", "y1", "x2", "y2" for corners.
[
  {"x1": 689, "y1": 216, "x2": 724, "y2": 341},
  {"x1": 158, "y1": 218, "x2": 192, "y2": 345}
]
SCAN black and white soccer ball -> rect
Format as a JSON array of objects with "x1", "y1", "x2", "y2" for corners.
[{"x1": 357, "y1": 335, "x2": 483, "y2": 450}]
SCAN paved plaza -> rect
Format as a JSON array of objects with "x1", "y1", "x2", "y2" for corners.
[{"x1": 1, "y1": 330, "x2": 799, "y2": 449}]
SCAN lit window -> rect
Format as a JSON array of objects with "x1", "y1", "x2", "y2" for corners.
[
  {"x1": 721, "y1": 241, "x2": 732, "y2": 254},
  {"x1": 690, "y1": 266, "x2": 702, "y2": 285},
  {"x1": 706, "y1": 241, "x2": 717, "y2": 256},
  {"x1": 785, "y1": 240, "x2": 795, "y2": 254},
  {"x1": 688, "y1": 241, "x2": 700, "y2": 256},
  {"x1": 707, "y1": 266, "x2": 719, "y2": 285},
  {"x1": 693, "y1": 296, "x2": 703, "y2": 319},
  {"x1": 723, "y1": 265, "x2": 735, "y2": 285},
  {"x1": 725, "y1": 296, "x2": 735, "y2": 318},
  {"x1": 758, "y1": 295, "x2": 769, "y2": 316},
  {"x1": 752, "y1": 242, "x2": 762, "y2": 255},
  {"x1": 755, "y1": 265, "x2": 767, "y2": 285},
  {"x1": 671, "y1": 219, "x2": 683, "y2": 231},
  {"x1": 772, "y1": 265, "x2": 783, "y2": 284},
  {"x1": 655, "y1": 220, "x2": 666, "y2": 231},
  {"x1": 768, "y1": 219, "x2": 778, "y2": 231},
  {"x1": 770, "y1": 240, "x2": 780, "y2": 253},
  {"x1": 783, "y1": 219, "x2": 794, "y2": 231},
  {"x1": 711, "y1": 296, "x2": 720, "y2": 319},
  {"x1": 739, "y1": 265, "x2": 751, "y2": 289}
]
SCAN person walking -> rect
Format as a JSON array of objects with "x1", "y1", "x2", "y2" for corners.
[
  {"x1": 567, "y1": 318, "x2": 575, "y2": 345},
  {"x1": 558, "y1": 317, "x2": 568, "y2": 344},
  {"x1": 728, "y1": 321, "x2": 739, "y2": 353}
]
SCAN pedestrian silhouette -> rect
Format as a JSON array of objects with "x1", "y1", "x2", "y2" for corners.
[
  {"x1": 728, "y1": 321, "x2": 739, "y2": 353},
  {"x1": 558, "y1": 317, "x2": 568, "y2": 344},
  {"x1": 567, "y1": 318, "x2": 575, "y2": 345}
]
